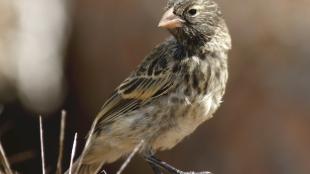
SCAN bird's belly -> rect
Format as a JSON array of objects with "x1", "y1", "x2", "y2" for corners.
[
  {"x1": 98, "y1": 93, "x2": 222, "y2": 154},
  {"x1": 151, "y1": 93, "x2": 218, "y2": 151}
]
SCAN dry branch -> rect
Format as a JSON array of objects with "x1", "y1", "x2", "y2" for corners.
[
  {"x1": 39, "y1": 116, "x2": 46, "y2": 174},
  {"x1": 116, "y1": 140, "x2": 145, "y2": 174},
  {"x1": 69, "y1": 133, "x2": 78, "y2": 174},
  {"x1": 75, "y1": 118, "x2": 98, "y2": 173},
  {"x1": 56, "y1": 110, "x2": 67, "y2": 174},
  {"x1": 0, "y1": 141, "x2": 13, "y2": 174}
]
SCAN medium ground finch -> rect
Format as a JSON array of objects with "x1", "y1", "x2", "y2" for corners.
[{"x1": 68, "y1": 0, "x2": 231, "y2": 173}]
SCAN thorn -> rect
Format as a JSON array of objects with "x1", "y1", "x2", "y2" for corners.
[
  {"x1": 116, "y1": 140, "x2": 145, "y2": 174},
  {"x1": 39, "y1": 116, "x2": 46, "y2": 174},
  {"x1": 69, "y1": 133, "x2": 78, "y2": 174},
  {"x1": 56, "y1": 110, "x2": 67, "y2": 174}
]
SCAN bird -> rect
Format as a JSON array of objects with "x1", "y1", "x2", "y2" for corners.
[{"x1": 68, "y1": 0, "x2": 231, "y2": 173}]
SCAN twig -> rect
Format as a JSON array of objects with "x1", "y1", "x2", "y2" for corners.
[
  {"x1": 39, "y1": 116, "x2": 46, "y2": 174},
  {"x1": 75, "y1": 118, "x2": 98, "y2": 173},
  {"x1": 56, "y1": 110, "x2": 67, "y2": 174},
  {"x1": 116, "y1": 140, "x2": 145, "y2": 174},
  {"x1": 180, "y1": 172, "x2": 211, "y2": 174},
  {"x1": 0, "y1": 105, "x2": 13, "y2": 174},
  {"x1": 69, "y1": 133, "x2": 78, "y2": 174},
  {"x1": 0, "y1": 141, "x2": 13, "y2": 174}
]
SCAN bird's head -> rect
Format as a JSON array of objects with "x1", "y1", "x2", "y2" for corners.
[{"x1": 159, "y1": 0, "x2": 224, "y2": 48}]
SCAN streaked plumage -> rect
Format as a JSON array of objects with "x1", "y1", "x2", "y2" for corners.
[{"x1": 68, "y1": 0, "x2": 231, "y2": 173}]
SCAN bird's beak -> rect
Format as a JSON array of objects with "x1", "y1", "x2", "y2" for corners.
[{"x1": 158, "y1": 8, "x2": 184, "y2": 29}]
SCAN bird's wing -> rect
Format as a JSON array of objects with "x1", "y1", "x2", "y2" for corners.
[
  {"x1": 93, "y1": 46, "x2": 179, "y2": 133},
  {"x1": 97, "y1": 74, "x2": 175, "y2": 123}
]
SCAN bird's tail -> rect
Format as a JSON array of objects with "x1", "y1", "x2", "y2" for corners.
[
  {"x1": 64, "y1": 139, "x2": 125, "y2": 174},
  {"x1": 65, "y1": 158, "x2": 103, "y2": 174}
]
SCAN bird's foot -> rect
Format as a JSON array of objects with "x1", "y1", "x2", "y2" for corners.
[
  {"x1": 177, "y1": 172, "x2": 211, "y2": 174},
  {"x1": 162, "y1": 169, "x2": 211, "y2": 174},
  {"x1": 147, "y1": 161, "x2": 164, "y2": 174},
  {"x1": 145, "y1": 155, "x2": 212, "y2": 174}
]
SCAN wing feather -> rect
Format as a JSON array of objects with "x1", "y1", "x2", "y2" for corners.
[{"x1": 93, "y1": 64, "x2": 178, "y2": 133}]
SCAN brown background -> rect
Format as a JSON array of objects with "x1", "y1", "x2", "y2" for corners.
[{"x1": 1, "y1": 0, "x2": 310, "y2": 174}]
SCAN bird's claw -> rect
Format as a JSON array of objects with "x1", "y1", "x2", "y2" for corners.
[
  {"x1": 177, "y1": 171, "x2": 212, "y2": 174},
  {"x1": 170, "y1": 171, "x2": 212, "y2": 174},
  {"x1": 145, "y1": 155, "x2": 212, "y2": 174}
]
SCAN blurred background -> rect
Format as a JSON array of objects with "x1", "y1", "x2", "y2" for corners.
[{"x1": 1, "y1": 0, "x2": 310, "y2": 174}]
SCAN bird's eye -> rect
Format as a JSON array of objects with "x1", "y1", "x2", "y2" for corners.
[{"x1": 188, "y1": 8, "x2": 198, "y2": 16}]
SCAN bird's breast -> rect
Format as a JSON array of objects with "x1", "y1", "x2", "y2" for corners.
[
  {"x1": 151, "y1": 89, "x2": 221, "y2": 151},
  {"x1": 151, "y1": 55, "x2": 228, "y2": 151}
]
